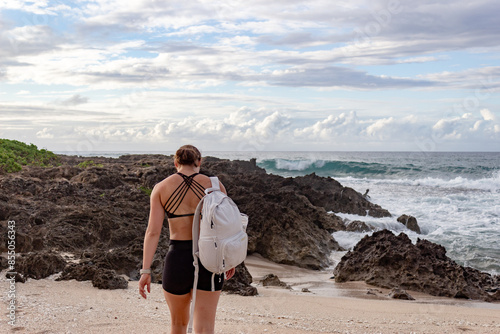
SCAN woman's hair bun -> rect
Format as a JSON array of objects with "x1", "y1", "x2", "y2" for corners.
[{"x1": 174, "y1": 145, "x2": 202, "y2": 167}]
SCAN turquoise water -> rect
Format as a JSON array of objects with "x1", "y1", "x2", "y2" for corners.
[{"x1": 59, "y1": 151, "x2": 500, "y2": 275}]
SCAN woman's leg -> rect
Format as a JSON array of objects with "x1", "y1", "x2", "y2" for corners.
[
  {"x1": 164, "y1": 290, "x2": 192, "y2": 334},
  {"x1": 193, "y1": 290, "x2": 221, "y2": 334}
]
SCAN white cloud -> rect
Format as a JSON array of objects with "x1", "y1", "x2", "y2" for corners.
[
  {"x1": 36, "y1": 127, "x2": 54, "y2": 139},
  {"x1": 48, "y1": 109, "x2": 291, "y2": 151},
  {"x1": 0, "y1": 25, "x2": 60, "y2": 58},
  {"x1": 397, "y1": 56, "x2": 442, "y2": 64},
  {"x1": 2, "y1": 104, "x2": 499, "y2": 152},
  {"x1": 360, "y1": 114, "x2": 418, "y2": 141},
  {"x1": 471, "y1": 120, "x2": 483, "y2": 132},
  {"x1": 3, "y1": 1, "x2": 500, "y2": 91},
  {"x1": 480, "y1": 108, "x2": 496, "y2": 121},
  {"x1": 366, "y1": 117, "x2": 395, "y2": 137},
  {"x1": 223, "y1": 107, "x2": 257, "y2": 126},
  {"x1": 0, "y1": 0, "x2": 59, "y2": 15},
  {"x1": 432, "y1": 111, "x2": 499, "y2": 141},
  {"x1": 294, "y1": 111, "x2": 360, "y2": 139},
  {"x1": 421, "y1": 66, "x2": 500, "y2": 90}
]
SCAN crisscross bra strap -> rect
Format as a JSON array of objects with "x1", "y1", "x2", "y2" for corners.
[{"x1": 163, "y1": 172, "x2": 205, "y2": 218}]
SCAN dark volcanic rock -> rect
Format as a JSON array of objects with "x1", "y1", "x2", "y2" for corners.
[
  {"x1": 293, "y1": 173, "x2": 391, "y2": 218},
  {"x1": 57, "y1": 262, "x2": 98, "y2": 282},
  {"x1": 397, "y1": 214, "x2": 421, "y2": 234},
  {"x1": 345, "y1": 220, "x2": 373, "y2": 232},
  {"x1": 57, "y1": 261, "x2": 127, "y2": 290},
  {"x1": 92, "y1": 268, "x2": 128, "y2": 289},
  {"x1": 261, "y1": 273, "x2": 289, "y2": 288},
  {"x1": 222, "y1": 263, "x2": 258, "y2": 296},
  {"x1": 0, "y1": 153, "x2": 394, "y2": 292},
  {"x1": 229, "y1": 175, "x2": 342, "y2": 269},
  {"x1": 70, "y1": 167, "x2": 125, "y2": 190},
  {"x1": 16, "y1": 252, "x2": 67, "y2": 279},
  {"x1": 333, "y1": 230, "x2": 499, "y2": 302}
]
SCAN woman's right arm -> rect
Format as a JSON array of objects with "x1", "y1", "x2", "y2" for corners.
[{"x1": 139, "y1": 184, "x2": 165, "y2": 299}]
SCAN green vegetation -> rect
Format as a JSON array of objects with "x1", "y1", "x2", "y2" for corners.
[
  {"x1": 0, "y1": 138, "x2": 59, "y2": 173},
  {"x1": 77, "y1": 160, "x2": 104, "y2": 169},
  {"x1": 139, "y1": 186, "x2": 153, "y2": 197}
]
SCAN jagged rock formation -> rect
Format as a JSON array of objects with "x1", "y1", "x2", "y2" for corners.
[
  {"x1": 0, "y1": 154, "x2": 386, "y2": 290},
  {"x1": 333, "y1": 230, "x2": 499, "y2": 302},
  {"x1": 15, "y1": 252, "x2": 67, "y2": 280},
  {"x1": 293, "y1": 173, "x2": 391, "y2": 218}
]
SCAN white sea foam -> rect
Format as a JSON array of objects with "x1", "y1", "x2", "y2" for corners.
[
  {"x1": 408, "y1": 172, "x2": 500, "y2": 192},
  {"x1": 341, "y1": 171, "x2": 500, "y2": 193},
  {"x1": 338, "y1": 175, "x2": 500, "y2": 196},
  {"x1": 275, "y1": 159, "x2": 325, "y2": 171},
  {"x1": 331, "y1": 231, "x2": 371, "y2": 251},
  {"x1": 331, "y1": 212, "x2": 423, "y2": 249}
]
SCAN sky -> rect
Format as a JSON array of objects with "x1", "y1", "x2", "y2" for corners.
[{"x1": 0, "y1": 0, "x2": 499, "y2": 154}]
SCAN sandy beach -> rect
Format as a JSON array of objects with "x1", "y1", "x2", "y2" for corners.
[{"x1": 2, "y1": 254, "x2": 499, "y2": 334}]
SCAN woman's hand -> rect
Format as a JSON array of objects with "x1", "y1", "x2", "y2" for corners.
[
  {"x1": 138, "y1": 274, "x2": 151, "y2": 299},
  {"x1": 225, "y1": 267, "x2": 236, "y2": 280}
]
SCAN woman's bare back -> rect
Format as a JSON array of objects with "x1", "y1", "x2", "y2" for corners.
[{"x1": 156, "y1": 173, "x2": 212, "y2": 240}]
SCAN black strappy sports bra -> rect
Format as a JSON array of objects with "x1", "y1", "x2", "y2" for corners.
[{"x1": 163, "y1": 172, "x2": 205, "y2": 218}]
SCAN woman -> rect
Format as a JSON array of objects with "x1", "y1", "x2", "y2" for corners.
[{"x1": 138, "y1": 145, "x2": 235, "y2": 334}]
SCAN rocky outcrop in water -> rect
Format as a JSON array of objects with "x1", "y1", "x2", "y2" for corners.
[
  {"x1": 0, "y1": 154, "x2": 385, "y2": 290},
  {"x1": 333, "y1": 230, "x2": 499, "y2": 302},
  {"x1": 345, "y1": 220, "x2": 373, "y2": 232},
  {"x1": 397, "y1": 214, "x2": 421, "y2": 234},
  {"x1": 293, "y1": 173, "x2": 391, "y2": 219}
]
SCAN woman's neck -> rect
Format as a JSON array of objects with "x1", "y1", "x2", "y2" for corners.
[{"x1": 176, "y1": 165, "x2": 200, "y2": 175}]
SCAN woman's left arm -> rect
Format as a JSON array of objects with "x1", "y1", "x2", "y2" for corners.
[{"x1": 139, "y1": 184, "x2": 165, "y2": 299}]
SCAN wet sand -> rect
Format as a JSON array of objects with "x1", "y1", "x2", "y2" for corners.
[{"x1": 1, "y1": 254, "x2": 499, "y2": 333}]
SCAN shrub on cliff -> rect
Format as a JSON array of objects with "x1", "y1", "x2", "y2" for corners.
[
  {"x1": 0, "y1": 139, "x2": 59, "y2": 173},
  {"x1": 77, "y1": 160, "x2": 103, "y2": 169}
]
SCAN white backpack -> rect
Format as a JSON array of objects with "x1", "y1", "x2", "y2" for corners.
[{"x1": 188, "y1": 176, "x2": 248, "y2": 333}]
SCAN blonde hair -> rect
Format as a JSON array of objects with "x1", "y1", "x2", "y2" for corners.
[{"x1": 174, "y1": 145, "x2": 201, "y2": 167}]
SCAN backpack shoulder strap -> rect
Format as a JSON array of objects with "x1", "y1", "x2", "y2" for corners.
[{"x1": 204, "y1": 176, "x2": 220, "y2": 194}]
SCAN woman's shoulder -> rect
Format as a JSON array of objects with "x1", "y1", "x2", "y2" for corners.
[
  {"x1": 195, "y1": 172, "x2": 213, "y2": 179},
  {"x1": 154, "y1": 173, "x2": 180, "y2": 189},
  {"x1": 197, "y1": 173, "x2": 227, "y2": 194},
  {"x1": 155, "y1": 172, "x2": 211, "y2": 187}
]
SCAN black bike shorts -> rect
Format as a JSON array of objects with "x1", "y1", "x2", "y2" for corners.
[{"x1": 162, "y1": 240, "x2": 224, "y2": 295}]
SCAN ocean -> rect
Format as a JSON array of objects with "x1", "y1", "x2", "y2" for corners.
[{"x1": 59, "y1": 150, "x2": 500, "y2": 276}]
